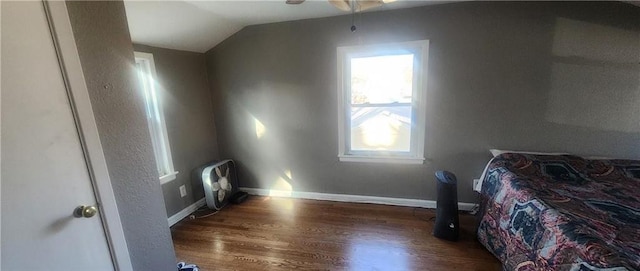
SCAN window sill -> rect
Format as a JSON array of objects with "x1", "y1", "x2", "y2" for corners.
[
  {"x1": 338, "y1": 155, "x2": 425, "y2": 164},
  {"x1": 159, "y1": 171, "x2": 179, "y2": 185}
]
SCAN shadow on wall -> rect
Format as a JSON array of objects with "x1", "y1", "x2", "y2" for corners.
[
  {"x1": 251, "y1": 114, "x2": 295, "y2": 196},
  {"x1": 222, "y1": 85, "x2": 299, "y2": 196},
  {"x1": 545, "y1": 17, "x2": 640, "y2": 133}
]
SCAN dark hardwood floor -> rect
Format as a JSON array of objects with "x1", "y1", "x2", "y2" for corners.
[{"x1": 171, "y1": 196, "x2": 501, "y2": 271}]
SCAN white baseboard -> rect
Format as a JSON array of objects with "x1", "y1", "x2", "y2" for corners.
[
  {"x1": 167, "y1": 198, "x2": 206, "y2": 227},
  {"x1": 239, "y1": 187, "x2": 476, "y2": 211}
]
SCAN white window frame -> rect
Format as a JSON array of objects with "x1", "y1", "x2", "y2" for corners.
[
  {"x1": 337, "y1": 40, "x2": 429, "y2": 164},
  {"x1": 134, "y1": 52, "x2": 178, "y2": 184}
]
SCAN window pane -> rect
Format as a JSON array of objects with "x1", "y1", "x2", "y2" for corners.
[
  {"x1": 351, "y1": 54, "x2": 413, "y2": 105},
  {"x1": 350, "y1": 106, "x2": 411, "y2": 152}
]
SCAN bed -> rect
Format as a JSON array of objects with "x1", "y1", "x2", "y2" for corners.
[{"x1": 476, "y1": 153, "x2": 640, "y2": 271}]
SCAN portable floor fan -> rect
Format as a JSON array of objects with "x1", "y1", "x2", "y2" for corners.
[{"x1": 200, "y1": 160, "x2": 239, "y2": 210}]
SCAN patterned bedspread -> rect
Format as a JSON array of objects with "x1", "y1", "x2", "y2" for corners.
[{"x1": 477, "y1": 153, "x2": 640, "y2": 271}]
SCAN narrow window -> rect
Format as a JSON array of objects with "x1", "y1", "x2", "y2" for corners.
[
  {"x1": 134, "y1": 52, "x2": 178, "y2": 183},
  {"x1": 337, "y1": 40, "x2": 429, "y2": 164}
]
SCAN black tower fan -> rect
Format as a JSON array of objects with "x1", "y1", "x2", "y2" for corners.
[{"x1": 433, "y1": 170, "x2": 460, "y2": 241}]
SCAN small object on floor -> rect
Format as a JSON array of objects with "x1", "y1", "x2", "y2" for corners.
[
  {"x1": 231, "y1": 191, "x2": 249, "y2": 204},
  {"x1": 177, "y1": 261, "x2": 199, "y2": 271}
]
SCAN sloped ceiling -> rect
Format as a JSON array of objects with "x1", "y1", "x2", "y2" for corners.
[{"x1": 124, "y1": 0, "x2": 447, "y2": 53}]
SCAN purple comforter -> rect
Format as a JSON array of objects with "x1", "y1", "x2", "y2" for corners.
[{"x1": 477, "y1": 153, "x2": 640, "y2": 271}]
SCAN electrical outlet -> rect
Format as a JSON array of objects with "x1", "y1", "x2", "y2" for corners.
[{"x1": 179, "y1": 185, "x2": 187, "y2": 198}]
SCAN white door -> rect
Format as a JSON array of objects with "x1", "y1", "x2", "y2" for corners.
[{"x1": 1, "y1": 1, "x2": 115, "y2": 270}]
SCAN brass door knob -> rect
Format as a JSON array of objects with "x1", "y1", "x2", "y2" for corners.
[{"x1": 73, "y1": 205, "x2": 98, "y2": 218}]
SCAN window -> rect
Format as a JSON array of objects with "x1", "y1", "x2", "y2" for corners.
[
  {"x1": 337, "y1": 40, "x2": 429, "y2": 164},
  {"x1": 134, "y1": 52, "x2": 178, "y2": 183}
]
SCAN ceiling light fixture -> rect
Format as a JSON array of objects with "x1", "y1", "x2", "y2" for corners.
[
  {"x1": 286, "y1": 0, "x2": 397, "y2": 12},
  {"x1": 286, "y1": 0, "x2": 398, "y2": 31},
  {"x1": 328, "y1": 0, "x2": 396, "y2": 13}
]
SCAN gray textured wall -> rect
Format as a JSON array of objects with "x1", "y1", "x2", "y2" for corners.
[
  {"x1": 66, "y1": 2, "x2": 176, "y2": 270},
  {"x1": 134, "y1": 44, "x2": 220, "y2": 217},
  {"x1": 206, "y1": 1, "x2": 640, "y2": 203}
]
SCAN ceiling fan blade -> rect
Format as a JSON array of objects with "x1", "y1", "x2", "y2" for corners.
[
  {"x1": 357, "y1": 0, "x2": 384, "y2": 11},
  {"x1": 328, "y1": 0, "x2": 384, "y2": 12},
  {"x1": 329, "y1": 0, "x2": 351, "y2": 11},
  {"x1": 286, "y1": 0, "x2": 305, "y2": 4}
]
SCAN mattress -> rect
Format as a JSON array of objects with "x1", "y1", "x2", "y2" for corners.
[{"x1": 477, "y1": 153, "x2": 640, "y2": 271}]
